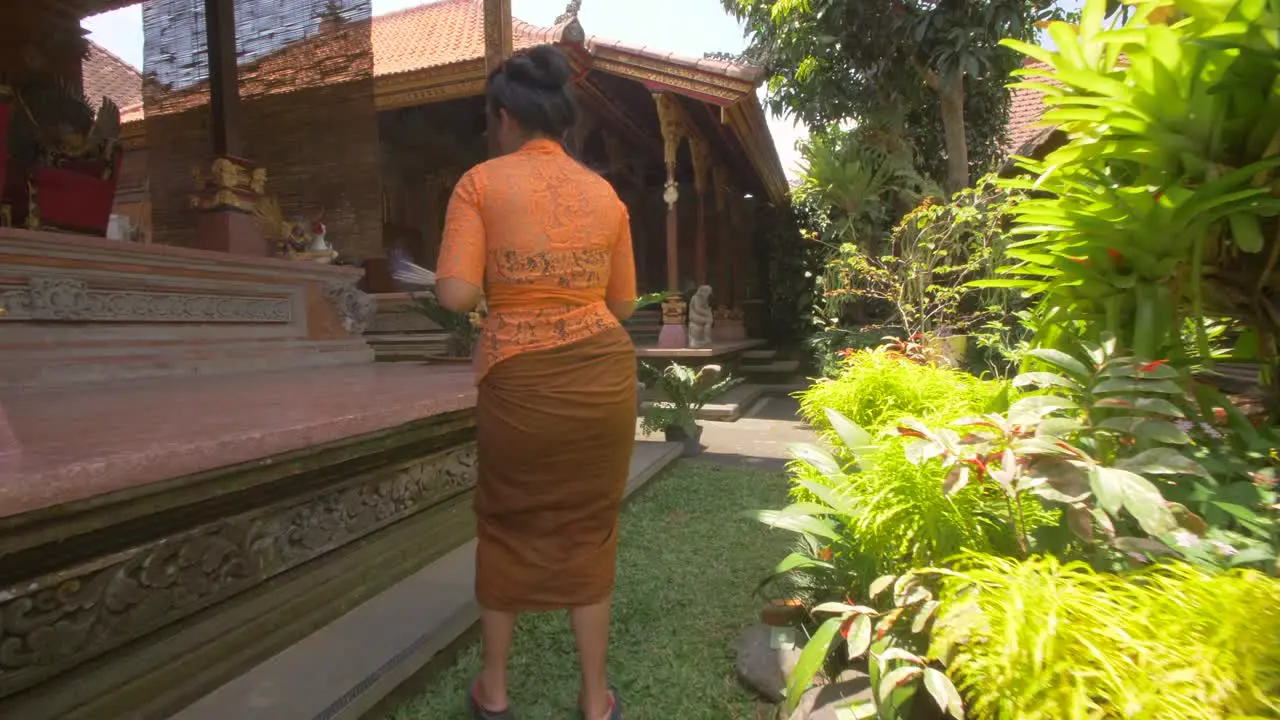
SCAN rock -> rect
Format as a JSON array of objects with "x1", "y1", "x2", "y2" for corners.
[
  {"x1": 787, "y1": 670, "x2": 872, "y2": 720},
  {"x1": 735, "y1": 623, "x2": 804, "y2": 703}
]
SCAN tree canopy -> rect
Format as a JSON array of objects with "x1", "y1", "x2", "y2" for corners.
[{"x1": 723, "y1": 0, "x2": 1063, "y2": 190}]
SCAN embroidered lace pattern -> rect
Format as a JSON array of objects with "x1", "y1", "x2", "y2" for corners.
[{"x1": 436, "y1": 138, "x2": 637, "y2": 381}]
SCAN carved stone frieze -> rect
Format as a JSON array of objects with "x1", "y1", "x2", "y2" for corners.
[
  {"x1": 0, "y1": 278, "x2": 292, "y2": 323},
  {"x1": 0, "y1": 443, "x2": 478, "y2": 698},
  {"x1": 322, "y1": 281, "x2": 378, "y2": 335}
]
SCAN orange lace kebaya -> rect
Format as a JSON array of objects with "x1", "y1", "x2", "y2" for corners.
[{"x1": 437, "y1": 138, "x2": 637, "y2": 382}]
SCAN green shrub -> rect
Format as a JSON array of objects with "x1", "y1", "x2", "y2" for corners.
[
  {"x1": 769, "y1": 430, "x2": 1058, "y2": 601},
  {"x1": 933, "y1": 553, "x2": 1280, "y2": 720},
  {"x1": 798, "y1": 349, "x2": 1008, "y2": 437}
]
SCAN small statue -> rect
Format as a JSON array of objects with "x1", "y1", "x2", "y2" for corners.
[
  {"x1": 687, "y1": 285, "x2": 714, "y2": 348},
  {"x1": 256, "y1": 198, "x2": 337, "y2": 264}
]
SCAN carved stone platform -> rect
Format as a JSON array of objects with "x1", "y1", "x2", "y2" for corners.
[
  {"x1": 0, "y1": 228, "x2": 378, "y2": 388},
  {"x1": 0, "y1": 363, "x2": 478, "y2": 719}
]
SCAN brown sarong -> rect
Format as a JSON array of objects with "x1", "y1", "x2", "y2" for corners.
[{"x1": 474, "y1": 326, "x2": 637, "y2": 612}]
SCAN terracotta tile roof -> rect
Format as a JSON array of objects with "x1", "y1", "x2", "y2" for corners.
[
  {"x1": 1004, "y1": 58, "x2": 1057, "y2": 155},
  {"x1": 374, "y1": 0, "x2": 567, "y2": 76},
  {"x1": 111, "y1": 0, "x2": 765, "y2": 123},
  {"x1": 83, "y1": 41, "x2": 143, "y2": 110},
  {"x1": 1003, "y1": 55, "x2": 1131, "y2": 157}
]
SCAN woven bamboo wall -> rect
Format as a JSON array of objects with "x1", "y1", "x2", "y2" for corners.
[{"x1": 141, "y1": 0, "x2": 380, "y2": 260}]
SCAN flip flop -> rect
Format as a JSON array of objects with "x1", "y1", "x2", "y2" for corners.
[
  {"x1": 579, "y1": 686, "x2": 622, "y2": 720},
  {"x1": 469, "y1": 680, "x2": 515, "y2": 720}
]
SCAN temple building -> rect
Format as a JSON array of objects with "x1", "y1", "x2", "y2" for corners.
[
  {"x1": 103, "y1": 0, "x2": 787, "y2": 335},
  {"x1": 0, "y1": 1, "x2": 787, "y2": 718}
]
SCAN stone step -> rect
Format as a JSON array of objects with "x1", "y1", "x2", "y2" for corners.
[
  {"x1": 641, "y1": 383, "x2": 764, "y2": 423},
  {"x1": 741, "y1": 360, "x2": 801, "y2": 376},
  {"x1": 741, "y1": 349, "x2": 778, "y2": 362},
  {"x1": 170, "y1": 441, "x2": 683, "y2": 720}
]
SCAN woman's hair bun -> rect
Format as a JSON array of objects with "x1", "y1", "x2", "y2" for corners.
[{"x1": 504, "y1": 45, "x2": 572, "y2": 91}]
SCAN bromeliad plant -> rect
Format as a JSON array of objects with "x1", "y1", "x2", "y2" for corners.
[{"x1": 991, "y1": 0, "x2": 1280, "y2": 406}]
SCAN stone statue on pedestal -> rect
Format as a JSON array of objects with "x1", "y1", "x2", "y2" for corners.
[{"x1": 687, "y1": 285, "x2": 714, "y2": 348}]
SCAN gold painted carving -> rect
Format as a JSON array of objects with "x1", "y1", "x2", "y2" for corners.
[
  {"x1": 190, "y1": 157, "x2": 267, "y2": 213},
  {"x1": 0, "y1": 443, "x2": 479, "y2": 698},
  {"x1": 660, "y1": 295, "x2": 687, "y2": 326}
]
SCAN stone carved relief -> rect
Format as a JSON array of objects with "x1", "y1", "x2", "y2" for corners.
[
  {"x1": 322, "y1": 281, "x2": 377, "y2": 335},
  {"x1": 0, "y1": 443, "x2": 478, "y2": 697},
  {"x1": 0, "y1": 278, "x2": 292, "y2": 323}
]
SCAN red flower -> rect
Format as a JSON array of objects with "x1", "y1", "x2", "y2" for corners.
[
  {"x1": 1138, "y1": 359, "x2": 1169, "y2": 374},
  {"x1": 1106, "y1": 248, "x2": 1124, "y2": 265},
  {"x1": 818, "y1": 546, "x2": 834, "y2": 562}
]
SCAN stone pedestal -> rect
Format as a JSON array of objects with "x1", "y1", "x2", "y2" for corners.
[
  {"x1": 194, "y1": 208, "x2": 271, "y2": 256},
  {"x1": 657, "y1": 294, "x2": 688, "y2": 349},
  {"x1": 189, "y1": 156, "x2": 269, "y2": 256}
]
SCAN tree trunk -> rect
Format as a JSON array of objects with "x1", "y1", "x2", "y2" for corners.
[{"x1": 937, "y1": 69, "x2": 969, "y2": 193}]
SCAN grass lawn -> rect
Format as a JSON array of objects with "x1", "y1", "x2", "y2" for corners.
[{"x1": 388, "y1": 460, "x2": 791, "y2": 720}]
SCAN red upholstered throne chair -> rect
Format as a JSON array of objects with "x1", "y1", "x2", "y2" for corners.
[{"x1": 29, "y1": 149, "x2": 122, "y2": 235}]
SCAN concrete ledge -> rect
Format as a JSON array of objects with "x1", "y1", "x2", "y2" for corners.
[
  {"x1": 170, "y1": 441, "x2": 682, "y2": 720},
  {"x1": 643, "y1": 383, "x2": 764, "y2": 422},
  {"x1": 634, "y1": 338, "x2": 765, "y2": 360}
]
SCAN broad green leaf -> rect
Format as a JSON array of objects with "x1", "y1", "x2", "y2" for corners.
[
  {"x1": 846, "y1": 614, "x2": 874, "y2": 660},
  {"x1": 923, "y1": 668, "x2": 966, "y2": 719},
  {"x1": 1228, "y1": 212, "x2": 1266, "y2": 252},
  {"x1": 755, "y1": 509, "x2": 842, "y2": 541},
  {"x1": 869, "y1": 575, "x2": 897, "y2": 599},
  {"x1": 1026, "y1": 348, "x2": 1090, "y2": 378},
  {"x1": 824, "y1": 408, "x2": 877, "y2": 455},
  {"x1": 1093, "y1": 378, "x2": 1185, "y2": 395},
  {"x1": 912, "y1": 601, "x2": 941, "y2": 634},
  {"x1": 878, "y1": 665, "x2": 924, "y2": 704},
  {"x1": 836, "y1": 702, "x2": 877, "y2": 720},
  {"x1": 1013, "y1": 372, "x2": 1081, "y2": 390},
  {"x1": 1090, "y1": 466, "x2": 1179, "y2": 535},
  {"x1": 814, "y1": 601, "x2": 877, "y2": 615},
  {"x1": 796, "y1": 478, "x2": 860, "y2": 516},
  {"x1": 787, "y1": 616, "x2": 843, "y2": 711},
  {"x1": 789, "y1": 443, "x2": 844, "y2": 476},
  {"x1": 1010, "y1": 395, "x2": 1078, "y2": 421},
  {"x1": 1134, "y1": 419, "x2": 1193, "y2": 444},
  {"x1": 774, "y1": 552, "x2": 835, "y2": 574},
  {"x1": 1093, "y1": 396, "x2": 1185, "y2": 417},
  {"x1": 1115, "y1": 448, "x2": 1211, "y2": 477}
]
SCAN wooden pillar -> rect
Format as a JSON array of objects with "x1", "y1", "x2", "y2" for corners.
[
  {"x1": 653, "y1": 93, "x2": 683, "y2": 293},
  {"x1": 690, "y1": 136, "x2": 711, "y2": 288},
  {"x1": 713, "y1": 168, "x2": 731, "y2": 304},
  {"x1": 205, "y1": 0, "x2": 243, "y2": 157},
  {"x1": 653, "y1": 92, "x2": 687, "y2": 348},
  {"x1": 191, "y1": 0, "x2": 268, "y2": 256},
  {"x1": 484, "y1": 0, "x2": 514, "y2": 158}
]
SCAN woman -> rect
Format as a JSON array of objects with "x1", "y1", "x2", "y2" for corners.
[{"x1": 434, "y1": 44, "x2": 637, "y2": 720}]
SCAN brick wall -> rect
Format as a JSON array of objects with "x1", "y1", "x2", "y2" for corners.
[{"x1": 144, "y1": 77, "x2": 383, "y2": 260}]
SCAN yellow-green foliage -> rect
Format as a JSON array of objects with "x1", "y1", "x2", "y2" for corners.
[
  {"x1": 791, "y1": 438, "x2": 1057, "y2": 589},
  {"x1": 799, "y1": 350, "x2": 1007, "y2": 438},
  {"x1": 933, "y1": 554, "x2": 1280, "y2": 720}
]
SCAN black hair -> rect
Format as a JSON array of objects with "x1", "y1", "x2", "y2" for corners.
[{"x1": 486, "y1": 45, "x2": 578, "y2": 140}]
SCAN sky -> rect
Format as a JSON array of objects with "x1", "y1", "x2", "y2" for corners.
[{"x1": 80, "y1": 0, "x2": 810, "y2": 179}]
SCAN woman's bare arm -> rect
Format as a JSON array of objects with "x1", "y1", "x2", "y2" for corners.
[
  {"x1": 435, "y1": 277, "x2": 484, "y2": 314},
  {"x1": 607, "y1": 300, "x2": 635, "y2": 322}
]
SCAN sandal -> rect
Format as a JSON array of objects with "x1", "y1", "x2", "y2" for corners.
[
  {"x1": 468, "y1": 679, "x2": 515, "y2": 720},
  {"x1": 579, "y1": 686, "x2": 622, "y2": 720}
]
